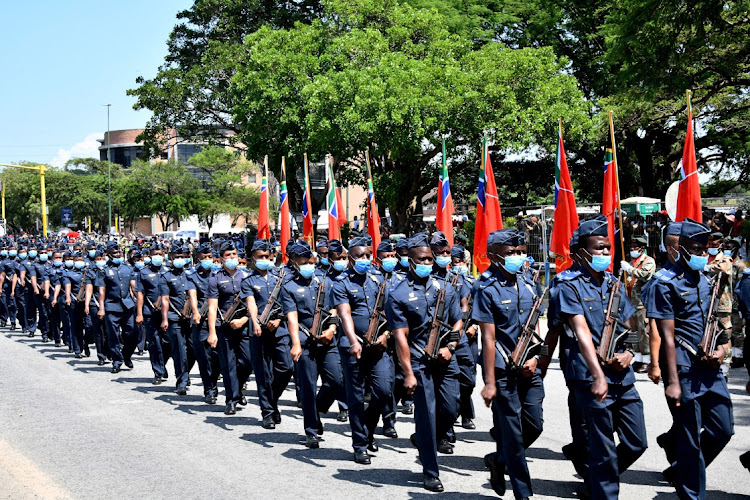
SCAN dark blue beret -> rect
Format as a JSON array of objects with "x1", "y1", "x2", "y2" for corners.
[
  {"x1": 349, "y1": 237, "x2": 368, "y2": 248},
  {"x1": 173, "y1": 245, "x2": 191, "y2": 255},
  {"x1": 488, "y1": 229, "x2": 523, "y2": 247},
  {"x1": 451, "y1": 245, "x2": 466, "y2": 258},
  {"x1": 328, "y1": 239, "x2": 344, "y2": 253},
  {"x1": 395, "y1": 237, "x2": 409, "y2": 250},
  {"x1": 578, "y1": 216, "x2": 609, "y2": 238},
  {"x1": 570, "y1": 229, "x2": 580, "y2": 249},
  {"x1": 316, "y1": 238, "x2": 329, "y2": 249},
  {"x1": 219, "y1": 241, "x2": 236, "y2": 253},
  {"x1": 211, "y1": 249, "x2": 220, "y2": 258},
  {"x1": 251, "y1": 239, "x2": 273, "y2": 252},
  {"x1": 408, "y1": 232, "x2": 430, "y2": 249},
  {"x1": 290, "y1": 241, "x2": 313, "y2": 258},
  {"x1": 131, "y1": 250, "x2": 142, "y2": 259},
  {"x1": 680, "y1": 218, "x2": 711, "y2": 244},
  {"x1": 63, "y1": 249, "x2": 73, "y2": 258},
  {"x1": 237, "y1": 248, "x2": 246, "y2": 258},
  {"x1": 197, "y1": 243, "x2": 213, "y2": 254},
  {"x1": 666, "y1": 222, "x2": 683, "y2": 236},
  {"x1": 106, "y1": 241, "x2": 120, "y2": 251},
  {"x1": 430, "y1": 231, "x2": 449, "y2": 248},
  {"x1": 377, "y1": 241, "x2": 394, "y2": 253},
  {"x1": 73, "y1": 251, "x2": 84, "y2": 259}
]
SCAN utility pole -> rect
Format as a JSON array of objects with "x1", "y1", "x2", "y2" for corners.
[{"x1": 104, "y1": 103, "x2": 112, "y2": 233}]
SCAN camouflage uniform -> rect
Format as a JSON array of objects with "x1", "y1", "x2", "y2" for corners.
[
  {"x1": 706, "y1": 254, "x2": 734, "y2": 367},
  {"x1": 626, "y1": 253, "x2": 656, "y2": 357},
  {"x1": 731, "y1": 258, "x2": 746, "y2": 358}
]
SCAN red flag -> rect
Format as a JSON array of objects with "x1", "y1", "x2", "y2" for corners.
[
  {"x1": 365, "y1": 151, "x2": 381, "y2": 250},
  {"x1": 473, "y1": 137, "x2": 503, "y2": 273},
  {"x1": 257, "y1": 155, "x2": 271, "y2": 240},
  {"x1": 436, "y1": 138, "x2": 455, "y2": 245},
  {"x1": 676, "y1": 91, "x2": 702, "y2": 222},
  {"x1": 302, "y1": 153, "x2": 315, "y2": 247},
  {"x1": 335, "y1": 187, "x2": 347, "y2": 226},
  {"x1": 325, "y1": 155, "x2": 341, "y2": 241},
  {"x1": 549, "y1": 121, "x2": 579, "y2": 272},
  {"x1": 279, "y1": 157, "x2": 291, "y2": 263},
  {"x1": 602, "y1": 147, "x2": 618, "y2": 272}
]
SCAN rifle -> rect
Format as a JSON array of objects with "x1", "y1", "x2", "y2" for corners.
[
  {"x1": 504, "y1": 286, "x2": 550, "y2": 371},
  {"x1": 259, "y1": 269, "x2": 287, "y2": 328},
  {"x1": 362, "y1": 276, "x2": 388, "y2": 345},
  {"x1": 596, "y1": 270, "x2": 636, "y2": 364},
  {"x1": 423, "y1": 273, "x2": 461, "y2": 362},
  {"x1": 302, "y1": 277, "x2": 337, "y2": 341},
  {"x1": 698, "y1": 273, "x2": 724, "y2": 358},
  {"x1": 180, "y1": 297, "x2": 193, "y2": 320},
  {"x1": 166, "y1": 297, "x2": 190, "y2": 322},
  {"x1": 220, "y1": 291, "x2": 246, "y2": 324},
  {"x1": 74, "y1": 264, "x2": 90, "y2": 302}
]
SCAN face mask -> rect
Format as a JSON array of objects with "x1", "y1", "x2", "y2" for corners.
[
  {"x1": 88, "y1": 250, "x2": 96, "y2": 258},
  {"x1": 114, "y1": 257, "x2": 126, "y2": 265},
  {"x1": 54, "y1": 259, "x2": 64, "y2": 267},
  {"x1": 19, "y1": 252, "x2": 27, "y2": 260},
  {"x1": 399, "y1": 256, "x2": 409, "y2": 268},
  {"x1": 39, "y1": 254, "x2": 49, "y2": 262},
  {"x1": 500, "y1": 254, "x2": 526, "y2": 274},
  {"x1": 332, "y1": 260, "x2": 348, "y2": 272},
  {"x1": 681, "y1": 247, "x2": 708, "y2": 271},
  {"x1": 707, "y1": 248, "x2": 719, "y2": 256},
  {"x1": 28, "y1": 250, "x2": 38, "y2": 258},
  {"x1": 381, "y1": 257, "x2": 398, "y2": 273},
  {"x1": 135, "y1": 261, "x2": 145, "y2": 269},
  {"x1": 353, "y1": 258, "x2": 371, "y2": 274},
  {"x1": 150, "y1": 255, "x2": 164, "y2": 267},
  {"x1": 95, "y1": 260, "x2": 106, "y2": 269},
  {"x1": 435, "y1": 256, "x2": 451, "y2": 269},
  {"x1": 211, "y1": 262, "x2": 222, "y2": 271},
  {"x1": 0, "y1": 251, "x2": 7, "y2": 257},
  {"x1": 630, "y1": 250, "x2": 642, "y2": 259},
  {"x1": 74, "y1": 261, "x2": 86, "y2": 270},
  {"x1": 455, "y1": 264, "x2": 468, "y2": 275},
  {"x1": 724, "y1": 250, "x2": 734, "y2": 257},
  {"x1": 413, "y1": 263, "x2": 433, "y2": 278},
  {"x1": 224, "y1": 258, "x2": 239, "y2": 270},
  {"x1": 298, "y1": 263, "x2": 316, "y2": 279},
  {"x1": 255, "y1": 259, "x2": 273, "y2": 271},
  {"x1": 585, "y1": 252, "x2": 611, "y2": 273},
  {"x1": 144, "y1": 256, "x2": 151, "y2": 264},
  {"x1": 238, "y1": 265, "x2": 247, "y2": 271},
  {"x1": 200, "y1": 259, "x2": 213, "y2": 270},
  {"x1": 319, "y1": 257, "x2": 329, "y2": 266},
  {"x1": 172, "y1": 258, "x2": 186, "y2": 269},
  {"x1": 9, "y1": 250, "x2": 16, "y2": 257}
]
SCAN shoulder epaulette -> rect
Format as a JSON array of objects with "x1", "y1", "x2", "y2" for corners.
[
  {"x1": 655, "y1": 268, "x2": 677, "y2": 281},
  {"x1": 557, "y1": 269, "x2": 581, "y2": 281}
]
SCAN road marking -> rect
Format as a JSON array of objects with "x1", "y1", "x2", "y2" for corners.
[{"x1": 0, "y1": 438, "x2": 73, "y2": 499}]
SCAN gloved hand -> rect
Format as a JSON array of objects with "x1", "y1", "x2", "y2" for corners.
[{"x1": 620, "y1": 261, "x2": 634, "y2": 273}]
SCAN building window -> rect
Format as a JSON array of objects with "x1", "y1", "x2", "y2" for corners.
[{"x1": 176, "y1": 144, "x2": 203, "y2": 163}]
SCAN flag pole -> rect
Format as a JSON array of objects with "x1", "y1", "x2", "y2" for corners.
[{"x1": 608, "y1": 110, "x2": 627, "y2": 264}]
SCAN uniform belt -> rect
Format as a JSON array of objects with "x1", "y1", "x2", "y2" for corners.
[{"x1": 675, "y1": 336, "x2": 698, "y2": 357}]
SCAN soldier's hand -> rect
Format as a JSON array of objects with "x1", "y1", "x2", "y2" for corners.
[
  {"x1": 51, "y1": 299, "x2": 57, "y2": 307},
  {"x1": 65, "y1": 299, "x2": 71, "y2": 307},
  {"x1": 318, "y1": 326, "x2": 335, "y2": 345},
  {"x1": 253, "y1": 322, "x2": 262, "y2": 337},
  {"x1": 268, "y1": 318, "x2": 281, "y2": 332},
  {"x1": 608, "y1": 351, "x2": 632, "y2": 372},
  {"x1": 33, "y1": 288, "x2": 39, "y2": 295},
  {"x1": 521, "y1": 357, "x2": 538, "y2": 378},
  {"x1": 648, "y1": 363, "x2": 661, "y2": 384},
  {"x1": 466, "y1": 324, "x2": 478, "y2": 339},
  {"x1": 207, "y1": 333, "x2": 218, "y2": 348},
  {"x1": 481, "y1": 383, "x2": 496, "y2": 407},
  {"x1": 161, "y1": 319, "x2": 169, "y2": 331},
  {"x1": 374, "y1": 332, "x2": 389, "y2": 352},
  {"x1": 229, "y1": 318, "x2": 245, "y2": 330},
  {"x1": 97, "y1": 309, "x2": 104, "y2": 320},
  {"x1": 44, "y1": 292, "x2": 50, "y2": 300},
  {"x1": 706, "y1": 346, "x2": 725, "y2": 370},
  {"x1": 591, "y1": 376, "x2": 608, "y2": 402},
  {"x1": 537, "y1": 354, "x2": 551, "y2": 379},
  {"x1": 349, "y1": 342, "x2": 362, "y2": 360},
  {"x1": 84, "y1": 305, "x2": 89, "y2": 315},
  {"x1": 290, "y1": 342, "x2": 302, "y2": 362},
  {"x1": 665, "y1": 382, "x2": 682, "y2": 407},
  {"x1": 403, "y1": 374, "x2": 417, "y2": 396},
  {"x1": 193, "y1": 312, "x2": 201, "y2": 325},
  {"x1": 438, "y1": 346, "x2": 452, "y2": 363},
  {"x1": 135, "y1": 314, "x2": 143, "y2": 326}
]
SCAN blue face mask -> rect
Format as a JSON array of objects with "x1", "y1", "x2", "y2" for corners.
[
  {"x1": 454, "y1": 264, "x2": 468, "y2": 275},
  {"x1": 150, "y1": 255, "x2": 164, "y2": 267},
  {"x1": 319, "y1": 257, "x2": 329, "y2": 266},
  {"x1": 400, "y1": 256, "x2": 409, "y2": 268},
  {"x1": 28, "y1": 250, "x2": 38, "y2": 258},
  {"x1": 353, "y1": 258, "x2": 371, "y2": 274},
  {"x1": 95, "y1": 260, "x2": 106, "y2": 269},
  {"x1": 88, "y1": 250, "x2": 96, "y2": 258},
  {"x1": 19, "y1": 252, "x2": 27, "y2": 260},
  {"x1": 683, "y1": 250, "x2": 708, "y2": 271},
  {"x1": 588, "y1": 254, "x2": 611, "y2": 273},
  {"x1": 298, "y1": 263, "x2": 316, "y2": 279},
  {"x1": 255, "y1": 259, "x2": 273, "y2": 271},
  {"x1": 39, "y1": 254, "x2": 49, "y2": 262},
  {"x1": 9, "y1": 250, "x2": 17, "y2": 257},
  {"x1": 381, "y1": 257, "x2": 398, "y2": 273},
  {"x1": 200, "y1": 259, "x2": 213, "y2": 270},
  {"x1": 111, "y1": 257, "x2": 124, "y2": 265},
  {"x1": 224, "y1": 258, "x2": 239, "y2": 270},
  {"x1": 238, "y1": 265, "x2": 247, "y2": 271},
  {"x1": 435, "y1": 256, "x2": 451, "y2": 269},
  {"x1": 707, "y1": 248, "x2": 719, "y2": 256},
  {"x1": 74, "y1": 261, "x2": 86, "y2": 270},
  {"x1": 0, "y1": 251, "x2": 7, "y2": 257},
  {"x1": 414, "y1": 263, "x2": 433, "y2": 278},
  {"x1": 211, "y1": 262, "x2": 222, "y2": 271},
  {"x1": 144, "y1": 256, "x2": 151, "y2": 264},
  {"x1": 500, "y1": 254, "x2": 526, "y2": 274},
  {"x1": 55, "y1": 260, "x2": 65, "y2": 267},
  {"x1": 135, "y1": 261, "x2": 145, "y2": 269},
  {"x1": 172, "y1": 258, "x2": 186, "y2": 269},
  {"x1": 332, "y1": 260, "x2": 348, "y2": 272},
  {"x1": 724, "y1": 250, "x2": 734, "y2": 257}
]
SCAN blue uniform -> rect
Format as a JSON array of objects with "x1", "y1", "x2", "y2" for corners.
[
  {"x1": 159, "y1": 268, "x2": 197, "y2": 391},
  {"x1": 331, "y1": 268, "x2": 394, "y2": 453},
  {"x1": 385, "y1": 272, "x2": 462, "y2": 480},
  {"x1": 94, "y1": 262, "x2": 137, "y2": 370},
  {"x1": 61, "y1": 268, "x2": 86, "y2": 355},
  {"x1": 17, "y1": 258, "x2": 37, "y2": 335},
  {"x1": 187, "y1": 267, "x2": 220, "y2": 399},
  {"x1": 0, "y1": 257, "x2": 18, "y2": 327},
  {"x1": 453, "y1": 271, "x2": 478, "y2": 423},
  {"x1": 136, "y1": 265, "x2": 170, "y2": 379},
  {"x1": 558, "y1": 267, "x2": 647, "y2": 500},
  {"x1": 207, "y1": 268, "x2": 252, "y2": 405},
  {"x1": 83, "y1": 266, "x2": 108, "y2": 363},
  {"x1": 45, "y1": 263, "x2": 63, "y2": 345},
  {"x1": 280, "y1": 272, "x2": 345, "y2": 439},
  {"x1": 240, "y1": 269, "x2": 293, "y2": 420},
  {"x1": 472, "y1": 267, "x2": 545, "y2": 498},
  {"x1": 646, "y1": 262, "x2": 734, "y2": 500}
]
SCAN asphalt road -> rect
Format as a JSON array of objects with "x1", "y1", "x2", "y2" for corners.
[{"x1": 0, "y1": 324, "x2": 748, "y2": 500}]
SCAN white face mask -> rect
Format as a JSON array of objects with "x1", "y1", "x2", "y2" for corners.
[{"x1": 630, "y1": 250, "x2": 642, "y2": 259}]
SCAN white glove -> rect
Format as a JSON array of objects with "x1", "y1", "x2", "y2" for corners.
[{"x1": 620, "y1": 261, "x2": 634, "y2": 272}]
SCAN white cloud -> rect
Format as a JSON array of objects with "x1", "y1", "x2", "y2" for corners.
[{"x1": 50, "y1": 132, "x2": 103, "y2": 167}]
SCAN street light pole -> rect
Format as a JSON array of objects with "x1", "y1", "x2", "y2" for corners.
[{"x1": 105, "y1": 103, "x2": 112, "y2": 233}]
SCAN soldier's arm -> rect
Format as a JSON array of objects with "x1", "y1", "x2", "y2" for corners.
[
  {"x1": 207, "y1": 298, "x2": 218, "y2": 347},
  {"x1": 648, "y1": 319, "x2": 662, "y2": 383},
  {"x1": 567, "y1": 314, "x2": 608, "y2": 402},
  {"x1": 247, "y1": 294, "x2": 260, "y2": 336},
  {"x1": 392, "y1": 327, "x2": 414, "y2": 393},
  {"x1": 655, "y1": 318, "x2": 681, "y2": 406},
  {"x1": 479, "y1": 321, "x2": 497, "y2": 405}
]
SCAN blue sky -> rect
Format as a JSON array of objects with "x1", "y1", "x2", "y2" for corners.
[{"x1": 0, "y1": 0, "x2": 193, "y2": 167}]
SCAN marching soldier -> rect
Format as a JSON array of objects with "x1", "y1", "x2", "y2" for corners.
[
  {"x1": 647, "y1": 218, "x2": 734, "y2": 499},
  {"x1": 242, "y1": 239, "x2": 294, "y2": 428},
  {"x1": 333, "y1": 236, "x2": 393, "y2": 464},
  {"x1": 16, "y1": 244, "x2": 38, "y2": 338},
  {"x1": 385, "y1": 232, "x2": 462, "y2": 492},
  {"x1": 61, "y1": 251, "x2": 89, "y2": 358},
  {"x1": 135, "y1": 244, "x2": 171, "y2": 384},
  {"x1": 620, "y1": 236, "x2": 656, "y2": 372},
  {"x1": 84, "y1": 249, "x2": 109, "y2": 365},
  {"x1": 724, "y1": 237, "x2": 746, "y2": 368},
  {"x1": 1, "y1": 245, "x2": 18, "y2": 330},
  {"x1": 557, "y1": 216, "x2": 647, "y2": 499},
  {"x1": 474, "y1": 229, "x2": 545, "y2": 499}
]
